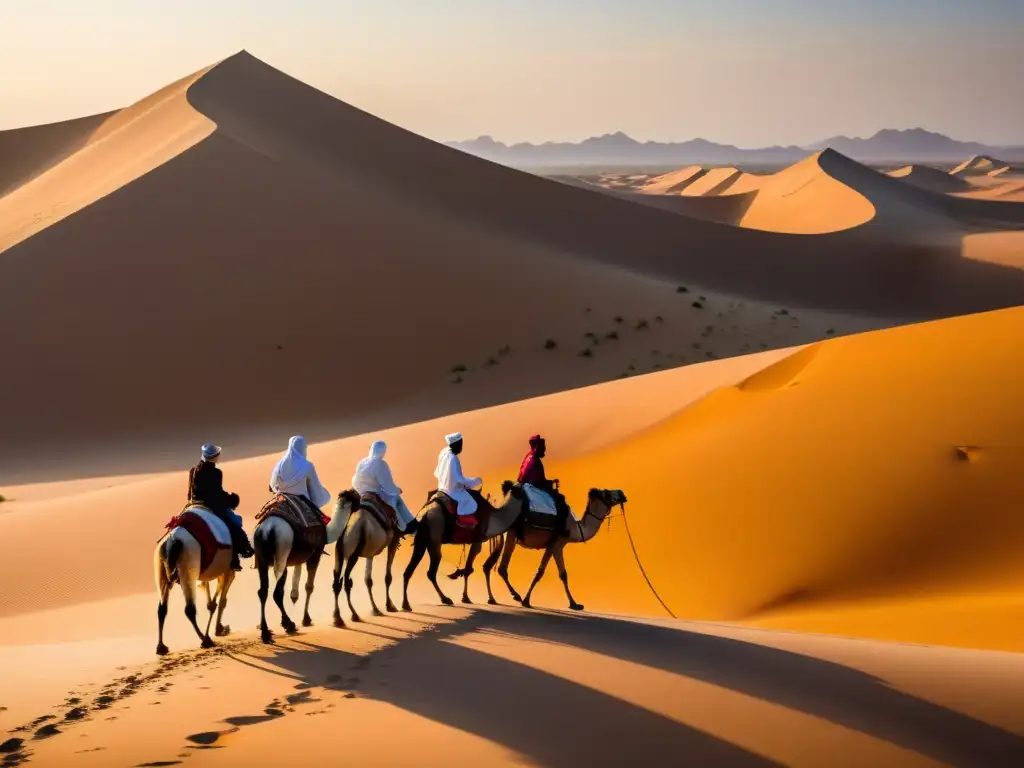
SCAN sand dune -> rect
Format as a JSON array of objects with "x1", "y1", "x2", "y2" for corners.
[
  {"x1": 8, "y1": 52, "x2": 1024, "y2": 477},
  {"x1": 952, "y1": 155, "x2": 1012, "y2": 177},
  {"x1": 887, "y1": 164, "x2": 973, "y2": 194}
]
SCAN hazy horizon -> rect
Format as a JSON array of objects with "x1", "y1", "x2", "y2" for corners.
[{"x1": 2, "y1": 0, "x2": 1022, "y2": 147}]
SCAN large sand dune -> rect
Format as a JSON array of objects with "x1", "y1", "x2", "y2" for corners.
[{"x1": 7, "y1": 52, "x2": 1024, "y2": 478}]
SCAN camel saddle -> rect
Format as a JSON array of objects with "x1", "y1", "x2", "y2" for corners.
[
  {"x1": 359, "y1": 492, "x2": 398, "y2": 531},
  {"x1": 425, "y1": 490, "x2": 480, "y2": 545},
  {"x1": 165, "y1": 508, "x2": 230, "y2": 575},
  {"x1": 256, "y1": 493, "x2": 328, "y2": 562}
]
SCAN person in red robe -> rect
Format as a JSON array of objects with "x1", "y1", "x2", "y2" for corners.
[{"x1": 517, "y1": 435, "x2": 570, "y2": 540}]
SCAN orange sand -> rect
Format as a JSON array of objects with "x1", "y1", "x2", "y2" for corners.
[{"x1": 4, "y1": 52, "x2": 1024, "y2": 766}]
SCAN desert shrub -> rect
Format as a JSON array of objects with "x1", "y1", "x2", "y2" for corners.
[
  {"x1": 692, "y1": 301, "x2": 704, "y2": 309},
  {"x1": 544, "y1": 339, "x2": 557, "y2": 350},
  {"x1": 451, "y1": 364, "x2": 467, "y2": 374},
  {"x1": 605, "y1": 331, "x2": 619, "y2": 341},
  {"x1": 676, "y1": 285, "x2": 689, "y2": 293},
  {"x1": 579, "y1": 348, "x2": 594, "y2": 358}
]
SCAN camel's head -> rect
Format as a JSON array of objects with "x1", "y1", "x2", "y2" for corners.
[
  {"x1": 501, "y1": 479, "x2": 522, "y2": 497},
  {"x1": 336, "y1": 488, "x2": 361, "y2": 513},
  {"x1": 587, "y1": 488, "x2": 627, "y2": 516}
]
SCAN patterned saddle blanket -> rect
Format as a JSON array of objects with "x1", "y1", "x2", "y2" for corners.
[
  {"x1": 360, "y1": 492, "x2": 398, "y2": 531},
  {"x1": 256, "y1": 493, "x2": 328, "y2": 561}
]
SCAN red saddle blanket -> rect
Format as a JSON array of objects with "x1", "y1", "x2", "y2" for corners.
[
  {"x1": 256, "y1": 493, "x2": 328, "y2": 562},
  {"x1": 360, "y1": 492, "x2": 398, "y2": 530},
  {"x1": 165, "y1": 509, "x2": 229, "y2": 575},
  {"x1": 427, "y1": 492, "x2": 479, "y2": 544}
]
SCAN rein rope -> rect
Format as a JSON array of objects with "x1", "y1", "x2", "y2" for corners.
[{"x1": 587, "y1": 500, "x2": 677, "y2": 620}]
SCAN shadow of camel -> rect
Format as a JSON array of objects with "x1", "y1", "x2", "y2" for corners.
[{"x1": 200, "y1": 608, "x2": 1024, "y2": 767}]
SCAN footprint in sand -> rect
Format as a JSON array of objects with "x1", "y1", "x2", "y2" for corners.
[
  {"x1": 135, "y1": 762, "x2": 182, "y2": 767},
  {"x1": 1, "y1": 738, "x2": 24, "y2": 753},
  {"x1": 33, "y1": 724, "x2": 61, "y2": 740},
  {"x1": 94, "y1": 696, "x2": 116, "y2": 709}
]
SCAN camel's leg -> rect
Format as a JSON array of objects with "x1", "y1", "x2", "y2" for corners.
[
  {"x1": 553, "y1": 547, "x2": 583, "y2": 611},
  {"x1": 402, "y1": 531, "x2": 428, "y2": 612},
  {"x1": 215, "y1": 569, "x2": 235, "y2": 635},
  {"x1": 384, "y1": 537, "x2": 400, "y2": 612},
  {"x1": 427, "y1": 539, "x2": 454, "y2": 607},
  {"x1": 461, "y1": 541, "x2": 482, "y2": 604},
  {"x1": 156, "y1": 565, "x2": 172, "y2": 656},
  {"x1": 482, "y1": 535, "x2": 503, "y2": 605},
  {"x1": 497, "y1": 533, "x2": 522, "y2": 603},
  {"x1": 521, "y1": 547, "x2": 555, "y2": 610},
  {"x1": 274, "y1": 568, "x2": 297, "y2": 634},
  {"x1": 180, "y1": 565, "x2": 213, "y2": 648},
  {"x1": 202, "y1": 581, "x2": 218, "y2": 640},
  {"x1": 364, "y1": 556, "x2": 384, "y2": 617},
  {"x1": 344, "y1": 550, "x2": 362, "y2": 623},
  {"x1": 290, "y1": 563, "x2": 303, "y2": 605},
  {"x1": 257, "y1": 542, "x2": 274, "y2": 644},
  {"x1": 302, "y1": 553, "x2": 321, "y2": 627},
  {"x1": 332, "y1": 539, "x2": 346, "y2": 628}
]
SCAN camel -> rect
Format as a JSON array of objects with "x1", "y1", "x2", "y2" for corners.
[
  {"x1": 154, "y1": 510, "x2": 238, "y2": 656},
  {"x1": 480, "y1": 486, "x2": 627, "y2": 611},
  {"x1": 253, "y1": 491, "x2": 356, "y2": 644},
  {"x1": 401, "y1": 484, "x2": 528, "y2": 610},
  {"x1": 321, "y1": 491, "x2": 409, "y2": 626}
]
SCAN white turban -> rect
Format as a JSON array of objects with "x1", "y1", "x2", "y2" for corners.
[{"x1": 445, "y1": 432, "x2": 463, "y2": 446}]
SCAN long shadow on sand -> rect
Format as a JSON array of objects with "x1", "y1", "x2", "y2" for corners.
[
  {"x1": 212, "y1": 608, "x2": 1024, "y2": 768},
  {"x1": 224, "y1": 614, "x2": 778, "y2": 768}
]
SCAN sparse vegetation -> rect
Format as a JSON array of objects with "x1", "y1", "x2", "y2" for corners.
[
  {"x1": 692, "y1": 301, "x2": 704, "y2": 309},
  {"x1": 706, "y1": 351, "x2": 715, "y2": 359},
  {"x1": 605, "y1": 331, "x2": 619, "y2": 341},
  {"x1": 676, "y1": 285, "x2": 689, "y2": 293},
  {"x1": 779, "y1": 308, "x2": 790, "y2": 316},
  {"x1": 635, "y1": 319, "x2": 649, "y2": 330},
  {"x1": 627, "y1": 364, "x2": 636, "y2": 372},
  {"x1": 693, "y1": 342, "x2": 702, "y2": 349},
  {"x1": 484, "y1": 357, "x2": 499, "y2": 368},
  {"x1": 452, "y1": 376, "x2": 463, "y2": 384},
  {"x1": 498, "y1": 344, "x2": 513, "y2": 357},
  {"x1": 579, "y1": 348, "x2": 594, "y2": 358},
  {"x1": 655, "y1": 315, "x2": 664, "y2": 323},
  {"x1": 826, "y1": 328, "x2": 835, "y2": 335},
  {"x1": 652, "y1": 363, "x2": 663, "y2": 370},
  {"x1": 584, "y1": 306, "x2": 593, "y2": 313},
  {"x1": 544, "y1": 339, "x2": 557, "y2": 350},
  {"x1": 451, "y1": 364, "x2": 467, "y2": 374},
  {"x1": 613, "y1": 316, "x2": 624, "y2": 324}
]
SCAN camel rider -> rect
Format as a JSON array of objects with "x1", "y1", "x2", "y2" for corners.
[
  {"x1": 517, "y1": 434, "x2": 571, "y2": 537},
  {"x1": 434, "y1": 432, "x2": 483, "y2": 518},
  {"x1": 187, "y1": 443, "x2": 254, "y2": 571},
  {"x1": 352, "y1": 440, "x2": 418, "y2": 535},
  {"x1": 270, "y1": 436, "x2": 332, "y2": 523}
]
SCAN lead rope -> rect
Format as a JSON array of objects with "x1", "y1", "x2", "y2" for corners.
[{"x1": 618, "y1": 503, "x2": 677, "y2": 620}]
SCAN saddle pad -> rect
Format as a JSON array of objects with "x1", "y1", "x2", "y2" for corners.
[
  {"x1": 257, "y1": 494, "x2": 327, "y2": 562},
  {"x1": 360, "y1": 493, "x2": 398, "y2": 530},
  {"x1": 174, "y1": 511, "x2": 230, "y2": 574},
  {"x1": 523, "y1": 484, "x2": 558, "y2": 516},
  {"x1": 257, "y1": 493, "x2": 322, "y2": 528},
  {"x1": 182, "y1": 505, "x2": 233, "y2": 547}
]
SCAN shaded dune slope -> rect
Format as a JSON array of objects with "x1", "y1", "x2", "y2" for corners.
[{"x1": 887, "y1": 165, "x2": 973, "y2": 194}]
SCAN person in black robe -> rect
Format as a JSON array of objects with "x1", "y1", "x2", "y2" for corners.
[{"x1": 187, "y1": 444, "x2": 254, "y2": 571}]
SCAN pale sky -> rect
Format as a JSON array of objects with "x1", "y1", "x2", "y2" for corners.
[{"x1": 2, "y1": 0, "x2": 1022, "y2": 147}]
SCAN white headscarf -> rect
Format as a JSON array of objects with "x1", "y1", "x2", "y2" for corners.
[
  {"x1": 352, "y1": 440, "x2": 401, "y2": 499},
  {"x1": 271, "y1": 436, "x2": 312, "y2": 489}
]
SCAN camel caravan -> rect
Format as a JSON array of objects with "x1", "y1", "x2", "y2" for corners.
[{"x1": 155, "y1": 433, "x2": 626, "y2": 655}]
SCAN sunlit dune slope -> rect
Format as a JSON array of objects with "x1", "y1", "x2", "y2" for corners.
[
  {"x1": 492, "y1": 306, "x2": 1024, "y2": 650},
  {"x1": 0, "y1": 111, "x2": 115, "y2": 196},
  {"x1": 952, "y1": 155, "x2": 1011, "y2": 177}
]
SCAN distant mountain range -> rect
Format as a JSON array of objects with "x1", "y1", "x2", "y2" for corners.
[{"x1": 446, "y1": 128, "x2": 1024, "y2": 168}]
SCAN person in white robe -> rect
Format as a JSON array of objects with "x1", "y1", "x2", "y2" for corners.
[
  {"x1": 434, "y1": 432, "x2": 482, "y2": 516},
  {"x1": 270, "y1": 436, "x2": 332, "y2": 510},
  {"x1": 351, "y1": 440, "x2": 417, "y2": 533}
]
